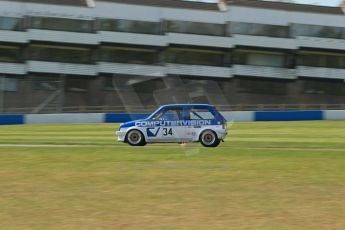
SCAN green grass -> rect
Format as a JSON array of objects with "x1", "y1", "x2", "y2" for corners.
[{"x1": 0, "y1": 121, "x2": 345, "y2": 229}]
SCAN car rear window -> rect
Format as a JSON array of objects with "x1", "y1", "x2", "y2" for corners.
[{"x1": 189, "y1": 108, "x2": 215, "y2": 120}]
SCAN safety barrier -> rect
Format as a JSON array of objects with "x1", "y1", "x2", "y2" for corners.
[
  {"x1": 1, "y1": 110, "x2": 345, "y2": 125},
  {"x1": 0, "y1": 115, "x2": 24, "y2": 125}
]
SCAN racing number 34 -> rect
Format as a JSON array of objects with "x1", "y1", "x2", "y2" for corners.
[{"x1": 163, "y1": 128, "x2": 173, "y2": 136}]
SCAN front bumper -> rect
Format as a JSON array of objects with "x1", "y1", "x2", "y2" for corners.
[{"x1": 116, "y1": 130, "x2": 126, "y2": 142}]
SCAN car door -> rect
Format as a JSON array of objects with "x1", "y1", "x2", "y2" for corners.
[
  {"x1": 146, "y1": 107, "x2": 186, "y2": 142},
  {"x1": 184, "y1": 106, "x2": 216, "y2": 141}
]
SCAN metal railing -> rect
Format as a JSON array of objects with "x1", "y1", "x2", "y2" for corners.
[{"x1": 2, "y1": 104, "x2": 345, "y2": 114}]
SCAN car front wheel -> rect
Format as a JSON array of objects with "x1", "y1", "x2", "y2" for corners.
[
  {"x1": 200, "y1": 130, "x2": 220, "y2": 147},
  {"x1": 126, "y1": 130, "x2": 146, "y2": 146}
]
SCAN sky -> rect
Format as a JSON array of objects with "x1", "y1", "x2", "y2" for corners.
[{"x1": 196, "y1": 0, "x2": 343, "y2": 7}]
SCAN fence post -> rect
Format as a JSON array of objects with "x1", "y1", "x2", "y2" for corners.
[
  {"x1": 0, "y1": 76, "x2": 5, "y2": 114},
  {"x1": 57, "y1": 74, "x2": 65, "y2": 113}
]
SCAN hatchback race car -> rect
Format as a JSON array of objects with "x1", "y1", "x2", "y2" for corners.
[{"x1": 116, "y1": 104, "x2": 228, "y2": 147}]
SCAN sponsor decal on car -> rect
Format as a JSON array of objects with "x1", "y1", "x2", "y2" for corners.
[
  {"x1": 146, "y1": 127, "x2": 160, "y2": 137},
  {"x1": 135, "y1": 120, "x2": 212, "y2": 127}
]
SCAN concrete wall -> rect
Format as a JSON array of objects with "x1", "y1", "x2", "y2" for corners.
[{"x1": 25, "y1": 113, "x2": 104, "y2": 124}]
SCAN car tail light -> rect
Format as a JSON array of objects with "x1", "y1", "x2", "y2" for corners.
[{"x1": 222, "y1": 121, "x2": 227, "y2": 129}]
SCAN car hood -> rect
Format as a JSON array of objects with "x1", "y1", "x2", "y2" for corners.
[{"x1": 119, "y1": 119, "x2": 144, "y2": 129}]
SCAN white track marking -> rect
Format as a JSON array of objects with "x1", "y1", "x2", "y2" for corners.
[{"x1": 0, "y1": 144, "x2": 93, "y2": 148}]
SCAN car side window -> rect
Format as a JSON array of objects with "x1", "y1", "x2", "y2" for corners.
[
  {"x1": 189, "y1": 108, "x2": 215, "y2": 120},
  {"x1": 153, "y1": 108, "x2": 182, "y2": 121}
]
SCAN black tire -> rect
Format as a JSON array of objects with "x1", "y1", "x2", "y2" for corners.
[
  {"x1": 125, "y1": 129, "x2": 146, "y2": 146},
  {"x1": 199, "y1": 130, "x2": 220, "y2": 147}
]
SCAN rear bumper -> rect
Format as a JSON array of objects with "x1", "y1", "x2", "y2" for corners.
[{"x1": 217, "y1": 130, "x2": 228, "y2": 140}]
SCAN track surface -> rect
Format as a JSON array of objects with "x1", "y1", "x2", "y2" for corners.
[
  {"x1": 1, "y1": 144, "x2": 345, "y2": 152},
  {"x1": 0, "y1": 121, "x2": 345, "y2": 229}
]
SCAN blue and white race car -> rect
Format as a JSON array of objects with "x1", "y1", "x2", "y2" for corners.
[{"x1": 116, "y1": 104, "x2": 227, "y2": 147}]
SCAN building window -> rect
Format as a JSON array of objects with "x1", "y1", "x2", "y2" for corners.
[
  {"x1": 166, "y1": 48, "x2": 226, "y2": 66},
  {"x1": 0, "y1": 77, "x2": 18, "y2": 92},
  {"x1": 0, "y1": 45, "x2": 21, "y2": 63},
  {"x1": 0, "y1": 17, "x2": 22, "y2": 31},
  {"x1": 29, "y1": 16, "x2": 93, "y2": 33},
  {"x1": 65, "y1": 77, "x2": 89, "y2": 92},
  {"x1": 99, "y1": 46, "x2": 159, "y2": 65},
  {"x1": 32, "y1": 76, "x2": 60, "y2": 91},
  {"x1": 99, "y1": 19, "x2": 160, "y2": 34},
  {"x1": 297, "y1": 51, "x2": 345, "y2": 69},
  {"x1": 233, "y1": 50, "x2": 287, "y2": 68},
  {"x1": 28, "y1": 45, "x2": 92, "y2": 64},
  {"x1": 291, "y1": 24, "x2": 343, "y2": 39},
  {"x1": 237, "y1": 77, "x2": 288, "y2": 95},
  {"x1": 166, "y1": 21, "x2": 225, "y2": 36},
  {"x1": 230, "y1": 22, "x2": 289, "y2": 38},
  {"x1": 103, "y1": 77, "x2": 115, "y2": 91},
  {"x1": 302, "y1": 78, "x2": 345, "y2": 96}
]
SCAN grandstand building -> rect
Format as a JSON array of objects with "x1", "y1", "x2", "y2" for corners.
[{"x1": 0, "y1": 0, "x2": 344, "y2": 113}]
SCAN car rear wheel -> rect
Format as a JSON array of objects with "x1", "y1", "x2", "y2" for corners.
[
  {"x1": 126, "y1": 130, "x2": 146, "y2": 146},
  {"x1": 200, "y1": 130, "x2": 220, "y2": 147}
]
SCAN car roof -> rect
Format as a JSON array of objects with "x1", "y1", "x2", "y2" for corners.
[{"x1": 159, "y1": 104, "x2": 213, "y2": 108}]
